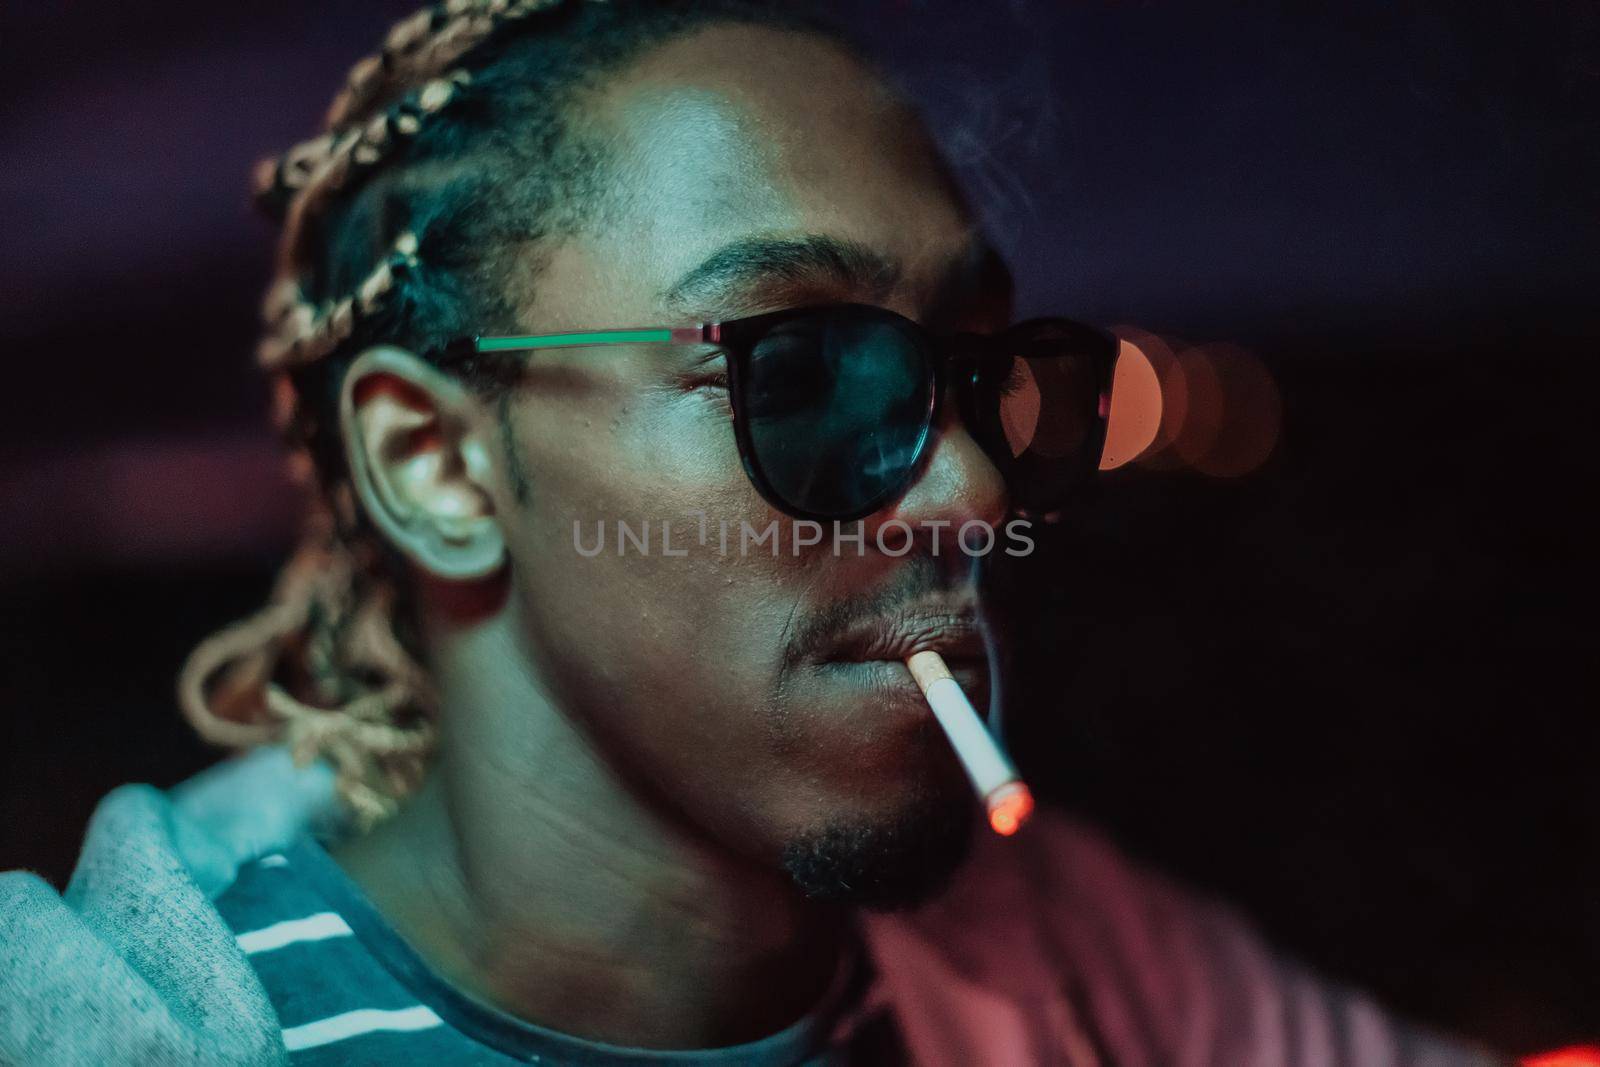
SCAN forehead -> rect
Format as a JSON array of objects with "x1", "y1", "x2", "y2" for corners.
[{"x1": 535, "y1": 22, "x2": 979, "y2": 325}]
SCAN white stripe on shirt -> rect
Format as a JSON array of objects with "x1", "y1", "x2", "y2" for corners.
[
  {"x1": 281, "y1": 1006, "x2": 445, "y2": 1052},
  {"x1": 236, "y1": 912, "x2": 354, "y2": 955}
]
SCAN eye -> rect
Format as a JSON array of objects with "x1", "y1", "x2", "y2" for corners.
[
  {"x1": 997, "y1": 356, "x2": 1032, "y2": 398},
  {"x1": 674, "y1": 356, "x2": 733, "y2": 417},
  {"x1": 676, "y1": 351, "x2": 730, "y2": 392}
]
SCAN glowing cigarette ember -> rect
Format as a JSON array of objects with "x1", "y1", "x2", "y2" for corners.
[{"x1": 905, "y1": 650, "x2": 1034, "y2": 836}]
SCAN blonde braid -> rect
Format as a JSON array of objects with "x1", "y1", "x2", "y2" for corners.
[
  {"x1": 177, "y1": 497, "x2": 436, "y2": 825},
  {"x1": 256, "y1": 231, "x2": 420, "y2": 371},
  {"x1": 326, "y1": 0, "x2": 565, "y2": 129},
  {"x1": 253, "y1": 70, "x2": 471, "y2": 248},
  {"x1": 251, "y1": 0, "x2": 574, "y2": 221}
]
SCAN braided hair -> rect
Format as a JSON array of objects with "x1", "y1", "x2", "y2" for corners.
[{"x1": 178, "y1": 0, "x2": 834, "y2": 825}]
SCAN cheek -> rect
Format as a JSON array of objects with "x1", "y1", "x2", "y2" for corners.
[{"x1": 498, "y1": 390, "x2": 815, "y2": 843}]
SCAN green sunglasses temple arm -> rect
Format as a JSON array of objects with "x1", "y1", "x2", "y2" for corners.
[{"x1": 472, "y1": 323, "x2": 720, "y2": 354}]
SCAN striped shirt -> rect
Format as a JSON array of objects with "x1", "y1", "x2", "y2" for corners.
[{"x1": 215, "y1": 838, "x2": 907, "y2": 1065}]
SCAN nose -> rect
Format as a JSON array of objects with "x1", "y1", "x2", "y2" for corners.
[{"x1": 868, "y1": 393, "x2": 1009, "y2": 556}]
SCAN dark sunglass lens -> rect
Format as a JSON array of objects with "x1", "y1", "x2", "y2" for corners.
[
  {"x1": 977, "y1": 326, "x2": 1108, "y2": 512},
  {"x1": 743, "y1": 311, "x2": 934, "y2": 518}
]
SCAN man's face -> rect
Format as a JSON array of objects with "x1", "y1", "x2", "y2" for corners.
[{"x1": 487, "y1": 25, "x2": 1013, "y2": 906}]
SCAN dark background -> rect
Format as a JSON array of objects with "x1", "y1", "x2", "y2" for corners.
[{"x1": 2, "y1": 0, "x2": 1596, "y2": 1054}]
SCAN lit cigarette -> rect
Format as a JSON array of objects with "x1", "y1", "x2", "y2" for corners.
[{"x1": 905, "y1": 650, "x2": 1034, "y2": 836}]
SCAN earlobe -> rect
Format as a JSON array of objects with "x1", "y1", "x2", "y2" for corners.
[{"x1": 339, "y1": 345, "x2": 507, "y2": 581}]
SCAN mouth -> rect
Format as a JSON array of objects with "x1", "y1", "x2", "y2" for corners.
[
  {"x1": 800, "y1": 603, "x2": 996, "y2": 769},
  {"x1": 818, "y1": 607, "x2": 989, "y2": 671}
]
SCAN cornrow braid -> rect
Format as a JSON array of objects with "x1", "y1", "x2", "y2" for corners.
[
  {"x1": 252, "y1": 70, "x2": 471, "y2": 246},
  {"x1": 251, "y1": 0, "x2": 568, "y2": 224},
  {"x1": 257, "y1": 231, "x2": 421, "y2": 372},
  {"x1": 179, "y1": 0, "x2": 840, "y2": 825},
  {"x1": 326, "y1": 0, "x2": 557, "y2": 129}
]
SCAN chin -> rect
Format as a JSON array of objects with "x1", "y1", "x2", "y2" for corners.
[{"x1": 778, "y1": 778, "x2": 977, "y2": 912}]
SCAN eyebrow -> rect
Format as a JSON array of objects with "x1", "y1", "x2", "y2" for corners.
[{"x1": 660, "y1": 234, "x2": 902, "y2": 318}]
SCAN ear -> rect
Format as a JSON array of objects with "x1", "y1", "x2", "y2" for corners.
[{"x1": 339, "y1": 345, "x2": 506, "y2": 581}]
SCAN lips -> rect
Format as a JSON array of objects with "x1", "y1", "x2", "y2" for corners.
[
  {"x1": 820, "y1": 607, "x2": 988, "y2": 667},
  {"x1": 805, "y1": 604, "x2": 995, "y2": 753}
]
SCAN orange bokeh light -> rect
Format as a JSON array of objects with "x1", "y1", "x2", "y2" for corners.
[
  {"x1": 1101, "y1": 335, "x2": 1165, "y2": 470},
  {"x1": 1176, "y1": 343, "x2": 1282, "y2": 478},
  {"x1": 1169, "y1": 343, "x2": 1227, "y2": 470},
  {"x1": 1106, "y1": 328, "x2": 1282, "y2": 478}
]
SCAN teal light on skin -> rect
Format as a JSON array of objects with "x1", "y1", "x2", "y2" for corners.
[{"x1": 476, "y1": 328, "x2": 674, "y2": 353}]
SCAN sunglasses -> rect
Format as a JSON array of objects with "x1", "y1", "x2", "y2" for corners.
[{"x1": 444, "y1": 303, "x2": 1116, "y2": 523}]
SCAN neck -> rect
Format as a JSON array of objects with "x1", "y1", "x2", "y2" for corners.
[{"x1": 332, "y1": 609, "x2": 847, "y2": 1050}]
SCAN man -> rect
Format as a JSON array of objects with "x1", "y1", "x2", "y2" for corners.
[{"x1": 0, "y1": 1, "x2": 1506, "y2": 1063}]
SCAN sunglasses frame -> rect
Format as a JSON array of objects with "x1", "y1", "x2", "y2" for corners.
[{"x1": 440, "y1": 303, "x2": 1116, "y2": 523}]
